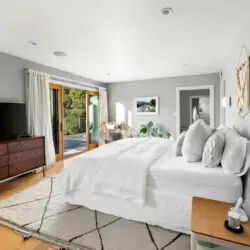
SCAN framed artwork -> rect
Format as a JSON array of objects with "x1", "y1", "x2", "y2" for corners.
[{"x1": 134, "y1": 96, "x2": 159, "y2": 115}]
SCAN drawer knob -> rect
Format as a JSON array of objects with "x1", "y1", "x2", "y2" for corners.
[
  {"x1": 16, "y1": 156, "x2": 19, "y2": 160},
  {"x1": 16, "y1": 145, "x2": 20, "y2": 148}
]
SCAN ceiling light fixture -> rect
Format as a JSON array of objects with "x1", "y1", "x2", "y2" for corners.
[
  {"x1": 53, "y1": 51, "x2": 67, "y2": 57},
  {"x1": 28, "y1": 41, "x2": 37, "y2": 46},
  {"x1": 161, "y1": 7, "x2": 173, "y2": 15},
  {"x1": 106, "y1": 73, "x2": 111, "y2": 76}
]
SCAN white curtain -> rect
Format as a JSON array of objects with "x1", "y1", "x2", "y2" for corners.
[
  {"x1": 26, "y1": 69, "x2": 56, "y2": 167},
  {"x1": 99, "y1": 87, "x2": 108, "y2": 145},
  {"x1": 236, "y1": 57, "x2": 250, "y2": 117}
]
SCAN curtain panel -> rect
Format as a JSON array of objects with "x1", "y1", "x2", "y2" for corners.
[
  {"x1": 99, "y1": 87, "x2": 108, "y2": 145},
  {"x1": 236, "y1": 57, "x2": 250, "y2": 117},
  {"x1": 26, "y1": 69, "x2": 56, "y2": 167}
]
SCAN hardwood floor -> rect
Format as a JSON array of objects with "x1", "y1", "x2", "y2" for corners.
[{"x1": 0, "y1": 159, "x2": 68, "y2": 250}]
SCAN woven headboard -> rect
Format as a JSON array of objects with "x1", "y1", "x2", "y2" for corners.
[{"x1": 233, "y1": 114, "x2": 250, "y2": 216}]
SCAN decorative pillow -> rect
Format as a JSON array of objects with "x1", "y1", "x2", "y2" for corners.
[
  {"x1": 202, "y1": 133, "x2": 225, "y2": 167},
  {"x1": 221, "y1": 130, "x2": 248, "y2": 175},
  {"x1": 174, "y1": 131, "x2": 186, "y2": 156},
  {"x1": 182, "y1": 120, "x2": 212, "y2": 162},
  {"x1": 216, "y1": 125, "x2": 231, "y2": 136},
  {"x1": 243, "y1": 144, "x2": 250, "y2": 216}
]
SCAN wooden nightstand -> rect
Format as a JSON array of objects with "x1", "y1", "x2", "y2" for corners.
[{"x1": 191, "y1": 197, "x2": 250, "y2": 250}]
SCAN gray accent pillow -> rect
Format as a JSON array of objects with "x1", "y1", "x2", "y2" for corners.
[
  {"x1": 221, "y1": 130, "x2": 247, "y2": 175},
  {"x1": 174, "y1": 131, "x2": 186, "y2": 156},
  {"x1": 202, "y1": 133, "x2": 225, "y2": 167},
  {"x1": 182, "y1": 120, "x2": 212, "y2": 162}
]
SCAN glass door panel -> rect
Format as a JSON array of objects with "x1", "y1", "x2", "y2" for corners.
[
  {"x1": 49, "y1": 83, "x2": 63, "y2": 161},
  {"x1": 86, "y1": 91, "x2": 99, "y2": 150},
  {"x1": 63, "y1": 88, "x2": 87, "y2": 158}
]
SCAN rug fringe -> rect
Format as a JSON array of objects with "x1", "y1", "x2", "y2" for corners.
[{"x1": 0, "y1": 217, "x2": 91, "y2": 250}]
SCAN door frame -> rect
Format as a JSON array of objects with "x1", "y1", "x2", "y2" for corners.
[
  {"x1": 49, "y1": 83, "x2": 64, "y2": 161},
  {"x1": 86, "y1": 90, "x2": 99, "y2": 151}
]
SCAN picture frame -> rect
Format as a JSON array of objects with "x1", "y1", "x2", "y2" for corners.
[{"x1": 134, "y1": 96, "x2": 159, "y2": 115}]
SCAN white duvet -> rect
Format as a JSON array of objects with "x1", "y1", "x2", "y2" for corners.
[{"x1": 59, "y1": 138, "x2": 172, "y2": 205}]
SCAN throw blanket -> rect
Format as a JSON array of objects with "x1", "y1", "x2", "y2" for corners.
[{"x1": 59, "y1": 138, "x2": 172, "y2": 205}]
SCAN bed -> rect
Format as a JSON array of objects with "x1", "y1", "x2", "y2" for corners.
[{"x1": 58, "y1": 137, "x2": 243, "y2": 234}]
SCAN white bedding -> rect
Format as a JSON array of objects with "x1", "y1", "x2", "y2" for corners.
[
  {"x1": 59, "y1": 138, "x2": 243, "y2": 233},
  {"x1": 148, "y1": 150, "x2": 242, "y2": 202},
  {"x1": 59, "y1": 138, "x2": 172, "y2": 204}
]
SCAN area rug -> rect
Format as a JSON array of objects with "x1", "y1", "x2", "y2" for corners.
[{"x1": 0, "y1": 177, "x2": 190, "y2": 250}]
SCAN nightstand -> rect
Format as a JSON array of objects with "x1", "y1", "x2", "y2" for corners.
[{"x1": 191, "y1": 197, "x2": 250, "y2": 250}]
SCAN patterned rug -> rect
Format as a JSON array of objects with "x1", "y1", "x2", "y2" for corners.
[{"x1": 0, "y1": 177, "x2": 190, "y2": 250}]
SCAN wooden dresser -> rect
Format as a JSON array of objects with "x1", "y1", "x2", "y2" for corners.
[{"x1": 0, "y1": 136, "x2": 46, "y2": 182}]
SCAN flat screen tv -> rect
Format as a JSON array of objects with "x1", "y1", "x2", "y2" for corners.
[{"x1": 0, "y1": 103, "x2": 27, "y2": 140}]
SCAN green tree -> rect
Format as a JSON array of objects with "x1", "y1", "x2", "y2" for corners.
[{"x1": 64, "y1": 88, "x2": 86, "y2": 135}]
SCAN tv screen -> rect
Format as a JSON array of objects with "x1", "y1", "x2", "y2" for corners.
[{"x1": 0, "y1": 103, "x2": 27, "y2": 140}]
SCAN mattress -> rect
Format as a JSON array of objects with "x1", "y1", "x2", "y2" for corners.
[{"x1": 147, "y1": 149, "x2": 243, "y2": 203}]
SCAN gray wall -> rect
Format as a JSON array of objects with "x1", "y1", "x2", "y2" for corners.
[
  {"x1": 108, "y1": 73, "x2": 220, "y2": 137},
  {"x1": 0, "y1": 52, "x2": 106, "y2": 103},
  {"x1": 180, "y1": 89, "x2": 210, "y2": 129}
]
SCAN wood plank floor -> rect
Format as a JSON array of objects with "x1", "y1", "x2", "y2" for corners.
[{"x1": 0, "y1": 158, "x2": 69, "y2": 250}]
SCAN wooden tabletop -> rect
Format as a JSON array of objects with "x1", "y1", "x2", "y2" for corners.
[{"x1": 191, "y1": 197, "x2": 250, "y2": 247}]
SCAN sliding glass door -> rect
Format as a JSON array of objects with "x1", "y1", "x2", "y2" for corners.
[
  {"x1": 49, "y1": 84, "x2": 100, "y2": 160},
  {"x1": 63, "y1": 87, "x2": 87, "y2": 157},
  {"x1": 86, "y1": 91, "x2": 100, "y2": 150}
]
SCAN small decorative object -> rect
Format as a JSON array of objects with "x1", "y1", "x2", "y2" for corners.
[
  {"x1": 138, "y1": 121, "x2": 172, "y2": 138},
  {"x1": 135, "y1": 96, "x2": 159, "y2": 115},
  {"x1": 228, "y1": 210, "x2": 241, "y2": 229},
  {"x1": 225, "y1": 197, "x2": 245, "y2": 233}
]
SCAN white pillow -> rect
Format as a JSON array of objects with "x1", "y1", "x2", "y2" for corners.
[
  {"x1": 182, "y1": 120, "x2": 212, "y2": 162},
  {"x1": 202, "y1": 132, "x2": 225, "y2": 167},
  {"x1": 217, "y1": 125, "x2": 231, "y2": 136},
  {"x1": 221, "y1": 130, "x2": 248, "y2": 175},
  {"x1": 174, "y1": 131, "x2": 186, "y2": 156},
  {"x1": 243, "y1": 144, "x2": 250, "y2": 216}
]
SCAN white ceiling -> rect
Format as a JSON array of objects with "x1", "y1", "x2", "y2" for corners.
[{"x1": 0, "y1": 0, "x2": 250, "y2": 83}]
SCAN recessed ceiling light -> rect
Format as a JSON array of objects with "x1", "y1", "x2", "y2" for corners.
[
  {"x1": 161, "y1": 7, "x2": 173, "y2": 15},
  {"x1": 53, "y1": 51, "x2": 67, "y2": 57},
  {"x1": 106, "y1": 73, "x2": 111, "y2": 76},
  {"x1": 28, "y1": 41, "x2": 37, "y2": 46}
]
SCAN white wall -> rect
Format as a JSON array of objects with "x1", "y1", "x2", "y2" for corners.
[{"x1": 108, "y1": 73, "x2": 220, "y2": 137}]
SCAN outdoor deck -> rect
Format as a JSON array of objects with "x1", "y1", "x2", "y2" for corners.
[{"x1": 64, "y1": 133, "x2": 87, "y2": 158}]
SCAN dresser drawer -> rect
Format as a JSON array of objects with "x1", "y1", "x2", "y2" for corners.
[
  {"x1": 9, "y1": 156, "x2": 45, "y2": 176},
  {"x1": 8, "y1": 138, "x2": 44, "y2": 153},
  {"x1": 0, "y1": 166, "x2": 8, "y2": 180},
  {"x1": 0, "y1": 155, "x2": 8, "y2": 168},
  {"x1": 9, "y1": 147, "x2": 44, "y2": 165},
  {"x1": 0, "y1": 144, "x2": 7, "y2": 156}
]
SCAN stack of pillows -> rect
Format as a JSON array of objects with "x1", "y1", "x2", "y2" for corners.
[{"x1": 175, "y1": 119, "x2": 250, "y2": 177}]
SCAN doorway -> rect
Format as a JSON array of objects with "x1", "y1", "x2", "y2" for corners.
[
  {"x1": 49, "y1": 83, "x2": 99, "y2": 160},
  {"x1": 176, "y1": 85, "x2": 214, "y2": 136}
]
